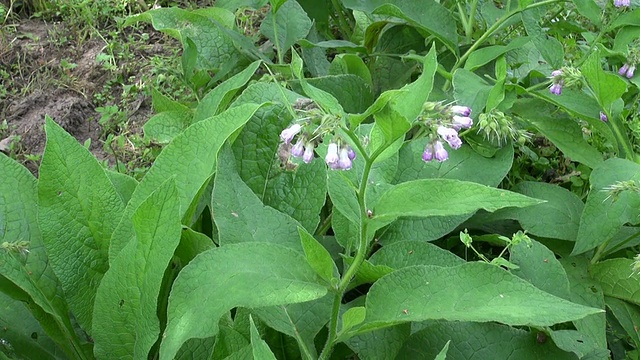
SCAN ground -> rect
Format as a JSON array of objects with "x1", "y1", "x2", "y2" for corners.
[{"x1": 1, "y1": 13, "x2": 177, "y2": 175}]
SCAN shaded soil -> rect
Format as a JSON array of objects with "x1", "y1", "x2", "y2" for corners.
[{"x1": 1, "y1": 18, "x2": 164, "y2": 174}]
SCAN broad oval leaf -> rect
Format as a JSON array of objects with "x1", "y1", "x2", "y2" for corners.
[
  {"x1": 159, "y1": 242, "x2": 328, "y2": 359},
  {"x1": 590, "y1": 259, "x2": 640, "y2": 306},
  {"x1": 363, "y1": 263, "x2": 603, "y2": 330}
]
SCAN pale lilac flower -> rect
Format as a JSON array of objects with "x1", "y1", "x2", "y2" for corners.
[
  {"x1": 614, "y1": 0, "x2": 630, "y2": 7},
  {"x1": 422, "y1": 143, "x2": 434, "y2": 162},
  {"x1": 451, "y1": 105, "x2": 472, "y2": 117},
  {"x1": 337, "y1": 147, "x2": 352, "y2": 170},
  {"x1": 549, "y1": 82, "x2": 563, "y2": 95},
  {"x1": 600, "y1": 112, "x2": 608, "y2": 122},
  {"x1": 325, "y1": 143, "x2": 339, "y2": 164},
  {"x1": 627, "y1": 65, "x2": 636, "y2": 78},
  {"x1": 347, "y1": 146, "x2": 356, "y2": 160},
  {"x1": 434, "y1": 141, "x2": 448, "y2": 162},
  {"x1": 280, "y1": 124, "x2": 302, "y2": 144},
  {"x1": 302, "y1": 143, "x2": 315, "y2": 163},
  {"x1": 619, "y1": 63, "x2": 629, "y2": 76},
  {"x1": 551, "y1": 69, "x2": 563, "y2": 77},
  {"x1": 452, "y1": 115, "x2": 473, "y2": 130},
  {"x1": 437, "y1": 126, "x2": 462, "y2": 149},
  {"x1": 619, "y1": 64, "x2": 635, "y2": 79},
  {"x1": 291, "y1": 139, "x2": 305, "y2": 157}
]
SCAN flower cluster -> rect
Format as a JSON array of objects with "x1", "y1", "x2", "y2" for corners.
[
  {"x1": 477, "y1": 109, "x2": 530, "y2": 146},
  {"x1": 619, "y1": 63, "x2": 636, "y2": 79},
  {"x1": 549, "y1": 69, "x2": 564, "y2": 95},
  {"x1": 614, "y1": 0, "x2": 630, "y2": 7},
  {"x1": 279, "y1": 99, "x2": 355, "y2": 171},
  {"x1": 416, "y1": 103, "x2": 473, "y2": 163}
]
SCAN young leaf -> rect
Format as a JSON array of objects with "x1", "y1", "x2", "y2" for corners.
[
  {"x1": 38, "y1": 117, "x2": 125, "y2": 333},
  {"x1": 371, "y1": 179, "x2": 545, "y2": 224},
  {"x1": 299, "y1": 228, "x2": 338, "y2": 284},
  {"x1": 159, "y1": 242, "x2": 327, "y2": 359},
  {"x1": 249, "y1": 316, "x2": 277, "y2": 360},
  {"x1": 340, "y1": 307, "x2": 366, "y2": 336},
  {"x1": 261, "y1": 1, "x2": 312, "y2": 62},
  {"x1": 362, "y1": 263, "x2": 603, "y2": 331},
  {"x1": 92, "y1": 180, "x2": 181, "y2": 359}
]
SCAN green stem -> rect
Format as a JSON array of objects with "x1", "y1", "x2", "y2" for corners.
[
  {"x1": 600, "y1": 230, "x2": 640, "y2": 257},
  {"x1": 466, "y1": 0, "x2": 479, "y2": 42},
  {"x1": 318, "y1": 133, "x2": 384, "y2": 360},
  {"x1": 609, "y1": 113, "x2": 635, "y2": 161},
  {"x1": 445, "y1": 0, "x2": 562, "y2": 90},
  {"x1": 331, "y1": 0, "x2": 352, "y2": 39}
]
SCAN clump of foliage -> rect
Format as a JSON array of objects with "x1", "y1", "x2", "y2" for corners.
[{"x1": 2, "y1": 0, "x2": 640, "y2": 359}]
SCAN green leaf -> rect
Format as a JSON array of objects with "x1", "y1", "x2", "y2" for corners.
[
  {"x1": 581, "y1": 51, "x2": 627, "y2": 110},
  {"x1": 372, "y1": 105, "x2": 411, "y2": 149},
  {"x1": 327, "y1": 170, "x2": 361, "y2": 226},
  {"x1": 106, "y1": 170, "x2": 138, "y2": 205},
  {"x1": 261, "y1": 0, "x2": 312, "y2": 61},
  {"x1": 295, "y1": 74, "x2": 373, "y2": 114},
  {"x1": 372, "y1": 179, "x2": 544, "y2": 224},
  {"x1": 93, "y1": 180, "x2": 181, "y2": 358},
  {"x1": 38, "y1": 118, "x2": 124, "y2": 333},
  {"x1": 548, "y1": 329, "x2": 600, "y2": 358},
  {"x1": 453, "y1": 68, "x2": 493, "y2": 113},
  {"x1": 0, "y1": 292, "x2": 66, "y2": 360},
  {"x1": 572, "y1": 0, "x2": 602, "y2": 25},
  {"x1": 175, "y1": 227, "x2": 215, "y2": 266},
  {"x1": 249, "y1": 316, "x2": 277, "y2": 360},
  {"x1": 573, "y1": 158, "x2": 640, "y2": 255},
  {"x1": 510, "y1": 238, "x2": 571, "y2": 299},
  {"x1": 362, "y1": 263, "x2": 603, "y2": 330},
  {"x1": 329, "y1": 54, "x2": 373, "y2": 87},
  {"x1": 521, "y1": 13, "x2": 564, "y2": 69},
  {"x1": 159, "y1": 242, "x2": 327, "y2": 359},
  {"x1": 590, "y1": 259, "x2": 640, "y2": 306},
  {"x1": 253, "y1": 296, "x2": 332, "y2": 359},
  {"x1": 392, "y1": 46, "x2": 437, "y2": 121},
  {"x1": 486, "y1": 56, "x2": 507, "y2": 111},
  {"x1": 193, "y1": 60, "x2": 262, "y2": 122},
  {"x1": 368, "y1": 241, "x2": 464, "y2": 269},
  {"x1": 378, "y1": 215, "x2": 472, "y2": 244},
  {"x1": 464, "y1": 37, "x2": 530, "y2": 71},
  {"x1": 342, "y1": 0, "x2": 458, "y2": 52},
  {"x1": 143, "y1": 110, "x2": 193, "y2": 144},
  {"x1": 606, "y1": 297, "x2": 640, "y2": 348},
  {"x1": 499, "y1": 182, "x2": 584, "y2": 241},
  {"x1": 340, "y1": 307, "x2": 366, "y2": 336},
  {"x1": 291, "y1": 51, "x2": 344, "y2": 115},
  {"x1": 394, "y1": 138, "x2": 513, "y2": 187},
  {"x1": 299, "y1": 228, "x2": 338, "y2": 284},
  {"x1": 346, "y1": 323, "x2": 411, "y2": 360},
  {"x1": 212, "y1": 145, "x2": 304, "y2": 251},
  {"x1": 110, "y1": 103, "x2": 265, "y2": 262},
  {"x1": 560, "y1": 257, "x2": 607, "y2": 350},
  {"x1": 126, "y1": 8, "x2": 247, "y2": 77},
  {"x1": 396, "y1": 321, "x2": 576, "y2": 359}
]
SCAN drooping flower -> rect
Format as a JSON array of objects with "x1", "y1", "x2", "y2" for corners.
[
  {"x1": 433, "y1": 141, "x2": 448, "y2": 162},
  {"x1": 452, "y1": 115, "x2": 473, "y2": 130},
  {"x1": 437, "y1": 126, "x2": 462, "y2": 149},
  {"x1": 302, "y1": 143, "x2": 315, "y2": 163},
  {"x1": 337, "y1": 147, "x2": 353, "y2": 170},
  {"x1": 422, "y1": 143, "x2": 434, "y2": 162},
  {"x1": 325, "y1": 143, "x2": 339, "y2": 165},
  {"x1": 347, "y1": 146, "x2": 356, "y2": 160},
  {"x1": 614, "y1": 0, "x2": 630, "y2": 7},
  {"x1": 626, "y1": 65, "x2": 636, "y2": 78},
  {"x1": 291, "y1": 139, "x2": 305, "y2": 157},
  {"x1": 451, "y1": 105, "x2": 472, "y2": 117},
  {"x1": 280, "y1": 123, "x2": 302, "y2": 144},
  {"x1": 599, "y1": 112, "x2": 608, "y2": 122},
  {"x1": 619, "y1": 63, "x2": 635, "y2": 79},
  {"x1": 619, "y1": 63, "x2": 630, "y2": 76},
  {"x1": 549, "y1": 70, "x2": 564, "y2": 95}
]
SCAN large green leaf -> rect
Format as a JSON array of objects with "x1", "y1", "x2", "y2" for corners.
[
  {"x1": 581, "y1": 51, "x2": 627, "y2": 111},
  {"x1": 453, "y1": 68, "x2": 493, "y2": 113},
  {"x1": 464, "y1": 37, "x2": 531, "y2": 71},
  {"x1": 342, "y1": 0, "x2": 457, "y2": 52},
  {"x1": 368, "y1": 241, "x2": 464, "y2": 269},
  {"x1": 521, "y1": 13, "x2": 564, "y2": 69},
  {"x1": 159, "y1": 242, "x2": 327, "y2": 359},
  {"x1": 93, "y1": 180, "x2": 181, "y2": 359},
  {"x1": 212, "y1": 146, "x2": 304, "y2": 251},
  {"x1": 371, "y1": 179, "x2": 544, "y2": 226},
  {"x1": 0, "y1": 154, "x2": 82, "y2": 356},
  {"x1": 0, "y1": 292, "x2": 67, "y2": 360},
  {"x1": 498, "y1": 182, "x2": 584, "y2": 241},
  {"x1": 510, "y1": 238, "x2": 571, "y2": 299},
  {"x1": 110, "y1": 103, "x2": 264, "y2": 262},
  {"x1": 573, "y1": 159, "x2": 640, "y2": 255},
  {"x1": 590, "y1": 259, "x2": 640, "y2": 306},
  {"x1": 345, "y1": 323, "x2": 411, "y2": 360},
  {"x1": 38, "y1": 118, "x2": 124, "y2": 333},
  {"x1": 260, "y1": 0, "x2": 312, "y2": 61},
  {"x1": 361, "y1": 263, "x2": 603, "y2": 331},
  {"x1": 396, "y1": 321, "x2": 576, "y2": 359}
]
